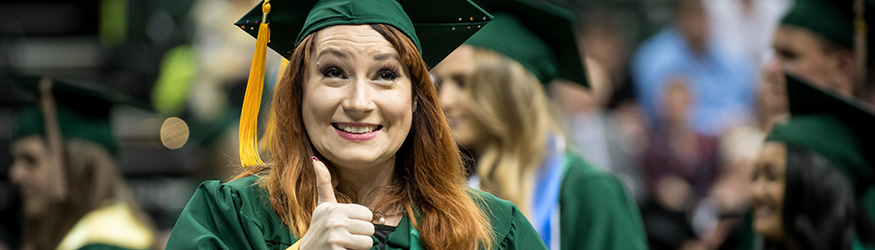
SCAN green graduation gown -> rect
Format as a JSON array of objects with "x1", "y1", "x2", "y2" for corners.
[
  {"x1": 559, "y1": 153, "x2": 648, "y2": 250},
  {"x1": 165, "y1": 175, "x2": 547, "y2": 250}
]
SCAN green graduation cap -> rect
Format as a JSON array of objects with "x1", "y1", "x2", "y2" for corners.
[
  {"x1": 780, "y1": 0, "x2": 875, "y2": 59},
  {"x1": 233, "y1": 0, "x2": 493, "y2": 167},
  {"x1": 235, "y1": 0, "x2": 492, "y2": 67},
  {"x1": 11, "y1": 75, "x2": 149, "y2": 155},
  {"x1": 765, "y1": 73, "x2": 875, "y2": 193},
  {"x1": 463, "y1": 0, "x2": 589, "y2": 87}
]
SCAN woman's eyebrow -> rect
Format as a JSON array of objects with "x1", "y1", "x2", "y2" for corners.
[
  {"x1": 373, "y1": 53, "x2": 398, "y2": 61},
  {"x1": 318, "y1": 48, "x2": 348, "y2": 59}
]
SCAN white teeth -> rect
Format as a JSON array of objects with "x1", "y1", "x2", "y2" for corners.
[{"x1": 336, "y1": 124, "x2": 378, "y2": 134}]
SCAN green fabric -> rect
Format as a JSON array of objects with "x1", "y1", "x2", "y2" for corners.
[
  {"x1": 781, "y1": 0, "x2": 856, "y2": 48},
  {"x1": 235, "y1": 0, "x2": 492, "y2": 67},
  {"x1": 299, "y1": 0, "x2": 418, "y2": 50},
  {"x1": 165, "y1": 175, "x2": 547, "y2": 250},
  {"x1": 864, "y1": 188, "x2": 875, "y2": 226},
  {"x1": 765, "y1": 73, "x2": 875, "y2": 193},
  {"x1": 15, "y1": 106, "x2": 116, "y2": 154},
  {"x1": 464, "y1": 0, "x2": 588, "y2": 87},
  {"x1": 780, "y1": 0, "x2": 875, "y2": 60},
  {"x1": 11, "y1": 75, "x2": 148, "y2": 154},
  {"x1": 737, "y1": 211, "x2": 756, "y2": 250},
  {"x1": 78, "y1": 243, "x2": 146, "y2": 250},
  {"x1": 559, "y1": 152, "x2": 647, "y2": 250},
  {"x1": 856, "y1": 238, "x2": 875, "y2": 250},
  {"x1": 766, "y1": 114, "x2": 870, "y2": 191}
]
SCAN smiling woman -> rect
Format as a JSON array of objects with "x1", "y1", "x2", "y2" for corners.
[
  {"x1": 165, "y1": 1, "x2": 548, "y2": 250},
  {"x1": 748, "y1": 73, "x2": 875, "y2": 250}
]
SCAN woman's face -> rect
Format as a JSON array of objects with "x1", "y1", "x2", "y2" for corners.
[
  {"x1": 9, "y1": 136, "x2": 55, "y2": 216},
  {"x1": 431, "y1": 45, "x2": 486, "y2": 148},
  {"x1": 751, "y1": 142, "x2": 787, "y2": 241},
  {"x1": 302, "y1": 25, "x2": 413, "y2": 171}
]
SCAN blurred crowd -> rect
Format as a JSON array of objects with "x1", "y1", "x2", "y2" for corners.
[
  {"x1": 555, "y1": 0, "x2": 791, "y2": 248},
  {"x1": 0, "y1": 0, "x2": 864, "y2": 249}
]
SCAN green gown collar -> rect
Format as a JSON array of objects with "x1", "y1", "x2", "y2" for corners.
[{"x1": 382, "y1": 207, "x2": 423, "y2": 250}]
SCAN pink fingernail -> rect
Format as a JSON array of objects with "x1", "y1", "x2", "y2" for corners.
[{"x1": 311, "y1": 156, "x2": 319, "y2": 161}]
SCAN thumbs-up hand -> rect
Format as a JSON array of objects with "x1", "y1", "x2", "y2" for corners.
[{"x1": 298, "y1": 157, "x2": 375, "y2": 250}]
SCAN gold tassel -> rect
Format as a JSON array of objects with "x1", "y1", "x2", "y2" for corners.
[{"x1": 239, "y1": 0, "x2": 271, "y2": 167}]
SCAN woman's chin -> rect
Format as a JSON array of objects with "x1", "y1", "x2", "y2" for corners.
[
  {"x1": 322, "y1": 151, "x2": 395, "y2": 170},
  {"x1": 753, "y1": 219, "x2": 784, "y2": 241}
]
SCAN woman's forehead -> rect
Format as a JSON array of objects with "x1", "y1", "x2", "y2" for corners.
[
  {"x1": 314, "y1": 25, "x2": 398, "y2": 58},
  {"x1": 12, "y1": 136, "x2": 47, "y2": 154}
]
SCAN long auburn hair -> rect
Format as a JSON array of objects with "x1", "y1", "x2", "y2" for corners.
[{"x1": 234, "y1": 24, "x2": 493, "y2": 249}]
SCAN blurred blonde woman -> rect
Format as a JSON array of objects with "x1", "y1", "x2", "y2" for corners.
[{"x1": 431, "y1": 0, "x2": 647, "y2": 249}]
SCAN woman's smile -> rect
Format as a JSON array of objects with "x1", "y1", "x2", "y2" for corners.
[
  {"x1": 751, "y1": 142, "x2": 787, "y2": 241},
  {"x1": 752, "y1": 202, "x2": 777, "y2": 222},
  {"x1": 332, "y1": 122, "x2": 384, "y2": 141}
]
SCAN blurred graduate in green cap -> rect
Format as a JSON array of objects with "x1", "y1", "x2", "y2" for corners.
[
  {"x1": 766, "y1": 0, "x2": 875, "y2": 104},
  {"x1": 429, "y1": 0, "x2": 647, "y2": 249},
  {"x1": 749, "y1": 0, "x2": 875, "y2": 248},
  {"x1": 9, "y1": 76, "x2": 155, "y2": 250},
  {"x1": 750, "y1": 73, "x2": 875, "y2": 250},
  {"x1": 166, "y1": 0, "x2": 548, "y2": 249}
]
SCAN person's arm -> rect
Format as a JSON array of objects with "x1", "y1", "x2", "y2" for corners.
[
  {"x1": 165, "y1": 180, "x2": 273, "y2": 250},
  {"x1": 560, "y1": 170, "x2": 648, "y2": 250}
]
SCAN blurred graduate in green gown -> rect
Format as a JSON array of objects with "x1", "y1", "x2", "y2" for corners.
[
  {"x1": 430, "y1": 0, "x2": 647, "y2": 249},
  {"x1": 9, "y1": 76, "x2": 155, "y2": 250}
]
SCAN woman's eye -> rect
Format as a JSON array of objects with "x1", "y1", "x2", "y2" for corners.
[
  {"x1": 322, "y1": 66, "x2": 345, "y2": 79},
  {"x1": 376, "y1": 69, "x2": 398, "y2": 81},
  {"x1": 451, "y1": 74, "x2": 466, "y2": 88},
  {"x1": 766, "y1": 172, "x2": 778, "y2": 181}
]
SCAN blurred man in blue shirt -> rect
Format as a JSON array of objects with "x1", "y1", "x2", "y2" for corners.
[{"x1": 632, "y1": 0, "x2": 756, "y2": 136}]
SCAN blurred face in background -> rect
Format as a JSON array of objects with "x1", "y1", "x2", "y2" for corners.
[
  {"x1": 302, "y1": 25, "x2": 414, "y2": 170},
  {"x1": 772, "y1": 25, "x2": 855, "y2": 96},
  {"x1": 9, "y1": 136, "x2": 56, "y2": 216},
  {"x1": 760, "y1": 54, "x2": 789, "y2": 117},
  {"x1": 661, "y1": 80, "x2": 693, "y2": 128},
  {"x1": 751, "y1": 142, "x2": 787, "y2": 242},
  {"x1": 432, "y1": 45, "x2": 487, "y2": 148},
  {"x1": 675, "y1": 0, "x2": 709, "y2": 53}
]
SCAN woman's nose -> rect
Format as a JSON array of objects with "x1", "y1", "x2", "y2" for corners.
[
  {"x1": 342, "y1": 78, "x2": 376, "y2": 116},
  {"x1": 8, "y1": 162, "x2": 27, "y2": 185},
  {"x1": 750, "y1": 178, "x2": 766, "y2": 204},
  {"x1": 439, "y1": 81, "x2": 459, "y2": 111}
]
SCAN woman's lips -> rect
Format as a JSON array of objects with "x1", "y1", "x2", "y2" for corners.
[
  {"x1": 332, "y1": 123, "x2": 382, "y2": 141},
  {"x1": 753, "y1": 204, "x2": 775, "y2": 220}
]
